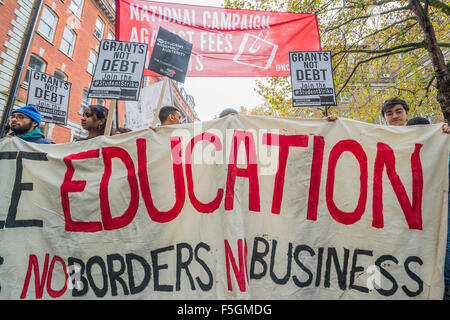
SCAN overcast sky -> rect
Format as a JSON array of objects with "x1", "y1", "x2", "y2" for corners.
[{"x1": 159, "y1": 0, "x2": 266, "y2": 121}]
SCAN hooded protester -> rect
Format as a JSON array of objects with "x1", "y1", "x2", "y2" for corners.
[{"x1": 7, "y1": 105, "x2": 51, "y2": 144}]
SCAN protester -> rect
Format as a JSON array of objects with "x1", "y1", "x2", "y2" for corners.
[
  {"x1": 7, "y1": 105, "x2": 51, "y2": 144},
  {"x1": 149, "y1": 106, "x2": 183, "y2": 131},
  {"x1": 381, "y1": 97, "x2": 410, "y2": 126},
  {"x1": 219, "y1": 108, "x2": 239, "y2": 118},
  {"x1": 406, "y1": 116, "x2": 430, "y2": 125},
  {"x1": 382, "y1": 97, "x2": 450, "y2": 133},
  {"x1": 75, "y1": 104, "x2": 108, "y2": 141},
  {"x1": 159, "y1": 106, "x2": 183, "y2": 125},
  {"x1": 328, "y1": 98, "x2": 450, "y2": 133}
]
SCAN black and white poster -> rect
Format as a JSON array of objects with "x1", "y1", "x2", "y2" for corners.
[
  {"x1": 26, "y1": 70, "x2": 71, "y2": 125},
  {"x1": 148, "y1": 27, "x2": 192, "y2": 83},
  {"x1": 289, "y1": 51, "x2": 337, "y2": 107},
  {"x1": 89, "y1": 40, "x2": 148, "y2": 101}
]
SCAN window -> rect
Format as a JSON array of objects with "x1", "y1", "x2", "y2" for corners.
[
  {"x1": 54, "y1": 69, "x2": 68, "y2": 81},
  {"x1": 107, "y1": 30, "x2": 115, "y2": 40},
  {"x1": 69, "y1": 0, "x2": 84, "y2": 18},
  {"x1": 24, "y1": 54, "x2": 46, "y2": 84},
  {"x1": 94, "y1": 17, "x2": 105, "y2": 40},
  {"x1": 60, "y1": 26, "x2": 76, "y2": 57},
  {"x1": 37, "y1": 6, "x2": 58, "y2": 42},
  {"x1": 79, "y1": 88, "x2": 90, "y2": 114},
  {"x1": 87, "y1": 49, "x2": 97, "y2": 74}
]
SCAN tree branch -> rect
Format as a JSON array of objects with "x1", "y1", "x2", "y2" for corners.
[
  {"x1": 358, "y1": 17, "x2": 417, "y2": 42},
  {"x1": 324, "y1": 6, "x2": 411, "y2": 32},
  {"x1": 336, "y1": 47, "x2": 419, "y2": 96},
  {"x1": 333, "y1": 41, "x2": 449, "y2": 57},
  {"x1": 420, "y1": 0, "x2": 450, "y2": 15}
]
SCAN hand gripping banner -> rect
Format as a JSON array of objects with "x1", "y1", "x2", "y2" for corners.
[
  {"x1": 0, "y1": 116, "x2": 448, "y2": 299},
  {"x1": 115, "y1": 0, "x2": 322, "y2": 77}
]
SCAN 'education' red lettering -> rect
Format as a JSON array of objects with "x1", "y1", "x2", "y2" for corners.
[
  {"x1": 326, "y1": 140, "x2": 368, "y2": 225},
  {"x1": 372, "y1": 143, "x2": 423, "y2": 230},
  {"x1": 137, "y1": 137, "x2": 186, "y2": 223},
  {"x1": 225, "y1": 131, "x2": 260, "y2": 212},
  {"x1": 185, "y1": 133, "x2": 224, "y2": 213},
  {"x1": 263, "y1": 133, "x2": 308, "y2": 214}
]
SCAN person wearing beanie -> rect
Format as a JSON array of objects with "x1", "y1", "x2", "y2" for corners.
[
  {"x1": 219, "y1": 108, "x2": 239, "y2": 118},
  {"x1": 7, "y1": 105, "x2": 51, "y2": 144}
]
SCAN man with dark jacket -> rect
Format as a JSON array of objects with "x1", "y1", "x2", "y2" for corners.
[{"x1": 7, "y1": 106, "x2": 51, "y2": 144}]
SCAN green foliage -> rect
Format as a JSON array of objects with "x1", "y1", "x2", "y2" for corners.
[{"x1": 224, "y1": 0, "x2": 449, "y2": 123}]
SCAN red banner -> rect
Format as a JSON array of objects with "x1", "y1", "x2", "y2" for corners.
[{"x1": 116, "y1": 0, "x2": 321, "y2": 77}]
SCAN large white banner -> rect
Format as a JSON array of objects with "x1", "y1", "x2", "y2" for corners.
[{"x1": 0, "y1": 116, "x2": 448, "y2": 299}]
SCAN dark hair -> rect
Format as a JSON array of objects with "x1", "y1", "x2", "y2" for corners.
[
  {"x1": 159, "y1": 106, "x2": 180, "y2": 123},
  {"x1": 113, "y1": 127, "x2": 132, "y2": 135},
  {"x1": 381, "y1": 97, "x2": 409, "y2": 117},
  {"x1": 406, "y1": 117, "x2": 430, "y2": 126},
  {"x1": 219, "y1": 108, "x2": 239, "y2": 118},
  {"x1": 87, "y1": 104, "x2": 108, "y2": 134}
]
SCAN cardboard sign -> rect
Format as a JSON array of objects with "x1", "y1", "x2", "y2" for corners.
[
  {"x1": 124, "y1": 80, "x2": 173, "y2": 130},
  {"x1": 0, "y1": 117, "x2": 447, "y2": 300},
  {"x1": 26, "y1": 70, "x2": 71, "y2": 125},
  {"x1": 116, "y1": 0, "x2": 321, "y2": 77},
  {"x1": 148, "y1": 27, "x2": 192, "y2": 83},
  {"x1": 89, "y1": 40, "x2": 148, "y2": 101},
  {"x1": 289, "y1": 51, "x2": 337, "y2": 107}
]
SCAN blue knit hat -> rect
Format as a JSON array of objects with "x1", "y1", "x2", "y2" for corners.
[{"x1": 12, "y1": 106, "x2": 41, "y2": 126}]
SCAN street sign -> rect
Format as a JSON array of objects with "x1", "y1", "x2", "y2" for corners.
[
  {"x1": 26, "y1": 70, "x2": 71, "y2": 125},
  {"x1": 148, "y1": 27, "x2": 192, "y2": 83},
  {"x1": 89, "y1": 40, "x2": 148, "y2": 101},
  {"x1": 289, "y1": 51, "x2": 336, "y2": 107}
]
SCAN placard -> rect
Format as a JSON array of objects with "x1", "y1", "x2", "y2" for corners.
[
  {"x1": 26, "y1": 70, "x2": 71, "y2": 125},
  {"x1": 148, "y1": 27, "x2": 192, "y2": 83},
  {"x1": 89, "y1": 40, "x2": 148, "y2": 101},
  {"x1": 289, "y1": 51, "x2": 337, "y2": 107},
  {"x1": 124, "y1": 80, "x2": 173, "y2": 130}
]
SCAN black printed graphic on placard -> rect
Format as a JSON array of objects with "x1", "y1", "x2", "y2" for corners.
[{"x1": 148, "y1": 27, "x2": 193, "y2": 84}]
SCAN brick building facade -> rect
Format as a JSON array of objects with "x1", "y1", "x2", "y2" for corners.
[{"x1": 0, "y1": 0, "x2": 199, "y2": 143}]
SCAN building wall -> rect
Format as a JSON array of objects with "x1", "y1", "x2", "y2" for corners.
[
  {"x1": 2, "y1": 0, "x2": 122, "y2": 143},
  {"x1": 1, "y1": 0, "x2": 198, "y2": 142}
]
